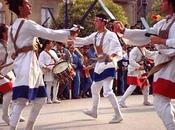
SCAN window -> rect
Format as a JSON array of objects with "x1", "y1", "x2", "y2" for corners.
[{"x1": 41, "y1": 7, "x2": 54, "y2": 27}]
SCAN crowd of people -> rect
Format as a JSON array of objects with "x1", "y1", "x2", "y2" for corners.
[{"x1": 0, "y1": 0, "x2": 175, "y2": 130}]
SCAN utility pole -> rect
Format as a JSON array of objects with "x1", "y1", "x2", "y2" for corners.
[
  {"x1": 64, "y1": 0, "x2": 69, "y2": 28},
  {"x1": 142, "y1": 0, "x2": 148, "y2": 18}
]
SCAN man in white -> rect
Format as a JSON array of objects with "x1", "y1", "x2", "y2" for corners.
[
  {"x1": 6, "y1": 0, "x2": 77, "y2": 130},
  {"x1": 39, "y1": 40, "x2": 61, "y2": 104},
  {"x1": 119, "y1": 46, "x2": 155, "y2": 107},
  {"x1": 0, "y1": 23, "x2": 25, "y2": 125},
  {"x1": 73, "y1": 13, "x2": 123, "y2": 123},
  {"x1": 117, "y1": 0, "x2": 175, "y2": 129}
]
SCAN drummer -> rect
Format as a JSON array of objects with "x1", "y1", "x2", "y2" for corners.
[
  {"x1": 39, "y1": 40, "x2": 61, "y2": 104},
  {"x1": 54, "y1": 42, "x2": 73, "y2": 99},
  {"x1": 0, "y1": 23, "x2": 25, "y2": 125}
]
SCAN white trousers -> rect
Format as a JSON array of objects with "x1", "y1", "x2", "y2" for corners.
[
  {"x1": 2, "y1": 91, "x2": 12, "y2": 118},
  {"x1": 45, "y1": 80, "x2": 59, "y2": 101},
  {"x1": 120, "y1": 85, "x2": 150, "y2": 103},
  {"x1": 9, "y1": 97, "x2": 46, "y2": 129},
  {"x1": 154, "y1": 94, "x2": 175, "y2": 130},
  {"x1": 90, "y1": 77, "x2": 122, "y2": 118}
]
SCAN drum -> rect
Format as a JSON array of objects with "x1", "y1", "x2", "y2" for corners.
[{"x1": 52, "y1": 61, "x2": 75, "y2": 82}]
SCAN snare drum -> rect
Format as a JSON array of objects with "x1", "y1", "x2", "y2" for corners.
[{"x1": 52, "y1": 61, "x2": 75, "y2": 82}]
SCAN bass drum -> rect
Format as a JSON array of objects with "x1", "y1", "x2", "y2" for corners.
[{"x1": 52, "y1": 61, "x2": 75, "y2": 83}]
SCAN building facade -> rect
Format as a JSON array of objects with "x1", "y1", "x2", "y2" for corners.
[
  {"x1": 0, "y1": 0, "x2": 153, "y2": 26},
  {"x1": 113, "y1": 0, "x2": 154, "y2": 25},
  {"x1": 0, "y1": 0, "x2": 62, "y2": 26}
]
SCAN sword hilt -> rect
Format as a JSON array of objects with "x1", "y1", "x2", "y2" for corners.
[{"x1": 145, "y1": 33, "x2": 158, "y2": 37}]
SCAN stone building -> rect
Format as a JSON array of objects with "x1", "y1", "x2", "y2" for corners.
[
  {"x1": 113, "y1": 0, "x2": 154, "y2": 25},
  {"x1": 0, "y1": 0, "x2": 154, "y2": 26},
  {"x1": 0, "y1": 0, "x2": 61, "y2": 26}
]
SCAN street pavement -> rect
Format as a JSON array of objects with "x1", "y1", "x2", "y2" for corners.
[{"x1": 0, "y1": 95, "x2": 174, "y2": 130}]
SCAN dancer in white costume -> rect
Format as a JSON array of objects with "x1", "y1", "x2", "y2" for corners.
[
  {"x1": 39, "y1": 40, "x2": 61, "y2": 104},
  {"x1": 119, "y1": 46, "x2": 155, "y2": 107},
  {"x1": 117, "y1": 0, "x2": 175, "y2": 129},
  {"x1": 6, "y1": 0, "x2": 77, "y2": 129},
  {"x1": 0, "y1": 24, "x2": 14, "y2": 125},
  {"x1": 0, "y1": 23, "x2": 25, "y2": 125},
  {"x1": 73, "y1": 13, "x2": 123, "y2": 123}
]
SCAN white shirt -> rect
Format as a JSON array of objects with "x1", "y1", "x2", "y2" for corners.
[
  {"x1": 7, "y1": 18, "x2": 70, "y2": 88},
  {"x1": 74, "y1": 29, "x2": 123, "y2": 74},
  {"x1": 39, "y1": 49, "x2": 60, "y2": 81}
]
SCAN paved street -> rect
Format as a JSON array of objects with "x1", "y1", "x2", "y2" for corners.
[{"x1": 0, "y1": 95, "x2": 173, "y2": 130}]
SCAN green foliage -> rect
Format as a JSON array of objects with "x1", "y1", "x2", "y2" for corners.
[
  {"x1": 55, "y1": 0, "x2": 128, "y2": 36},
  {"x1": 152, "y1": 0, "x2": 161, "y2": 13},
  {"x1": 147, "y1": 0, "x2": 164, "y2": 26}
]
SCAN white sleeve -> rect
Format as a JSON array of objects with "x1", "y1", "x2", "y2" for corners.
[
  {"x1": 144, "y1": 48, "x2": 158, "y2": 60},
  {"x1": 38, "y1": 52, "x2": 47, "y2": 68},
  {"x1": 74, "y1": 32, "x2": 96, "y2": 47},
  {"x1": 166, "y1": 39, "x2": 175, "y2": 48},
  {"x1": 123, "y1": 28, "x2": 150, "y2": 46},
  {"x1": 108, "y1": 33, "x2": 123, "y2": 57},
  {"x1": 123, "y1": 20, "x2": 165, "y2": 46},
  {"x1": 27, "y1": 20, "x2": 70, "y2": 43}
]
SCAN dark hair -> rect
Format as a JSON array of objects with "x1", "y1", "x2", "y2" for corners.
[
  {"x1": 168, "y1": 0, "x2": 175, "y2": 12},
  {"x1": 6, "y1": 0, "x2": 24, "y2": 15},
  {"x1": 0, "y1": 23, "x2": 8, "y2": 40},
  {"x1": 95, "y1": 13, "x2": 108, "y2": 24},
  {"x1": 39, "y1": 39, "x2": 52, "y2": 52}
]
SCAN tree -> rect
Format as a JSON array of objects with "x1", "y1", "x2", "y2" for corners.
[
  {"x1": 147, "y1": 0, "x2": 163, "y2": 26},
  {"x1": 55, "y1": 0, "x2": 128, "y2": 36}
]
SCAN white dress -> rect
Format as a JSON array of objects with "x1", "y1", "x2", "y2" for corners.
[
  {"x1": 124, "y1": 16, "x2": 175, "y2": 98},
  {"x1": 7, "y1": 18, "x2": 70, "y2": 100},
  {"x1": 74, "y1": 29, "x2": 123, "y2": 82}
]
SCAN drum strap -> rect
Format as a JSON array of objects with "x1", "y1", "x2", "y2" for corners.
[
  {"x1": 94, "y1": 29, "x2": 107, "y2": 56},
  {"x1": 158, "y1": 17, "x2": 175, "y2": 39},
  {"x1": 137, "y1": 47, "x2": 148, "y2": 64},
  {"x1": 0, "y1": 40, "x2": 8, "y2": 66},
  {"x1": 45, "y1": 50, "x2": 57, "y2": 64}
]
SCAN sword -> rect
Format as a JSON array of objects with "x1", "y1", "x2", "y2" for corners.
[
  {"x1": 140, "y1": 17, "x2": 157, "y2": 37},
  {"x1": 98, "y1": 0, "x2": 116, "y2": 20}
]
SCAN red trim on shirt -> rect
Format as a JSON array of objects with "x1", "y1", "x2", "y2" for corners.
[
  {"x1": 0, "y1": 82, "x2": 12, "y2": 94},
  {"x1": 153, "y1": 78, "x2": 175, "y2": 99}
]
